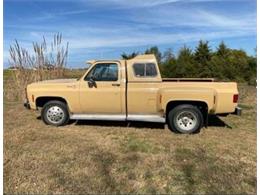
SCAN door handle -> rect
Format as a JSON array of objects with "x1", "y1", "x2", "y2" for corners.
[
  {"x1": 112, "y1": 83, "x2": 120, "y2": 87},
  {"x1": 67, "y1": 85, "x2": 76, "y2": 89}
]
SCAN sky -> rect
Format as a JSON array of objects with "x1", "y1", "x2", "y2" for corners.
[{"x1": 4, "y1": 0, "x2": 256, "y2": 68}]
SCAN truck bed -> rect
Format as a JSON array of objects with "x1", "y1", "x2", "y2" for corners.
[{"x1": 162, "y1": 78, "x2": 215, "y2": 82}]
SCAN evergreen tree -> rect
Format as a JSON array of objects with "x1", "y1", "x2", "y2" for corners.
[
  {"x1": 210, "y1": 55, "x2": 226, "y2": 80},
  {"x1": 195, "y1": 40, "x2": 211, "y2": 63},
  {"x1": 161, "y1": 48, "x2": 176, "y2": 77},
  {"x1": 216, "y1": 41, "x2": 230, "y2": 58},
  {"x1": 227, "y1": 49, "x2": 249, "y2": 81},
  {"x1": 176, "y1": 46, "x2": 195, "y2": 77},
  {"x1": 246, "y1": 56, "x2": 257, "y2": 85},
  {"x1": 194, "y1": 40, "x2": 212, "y2": 77},
  {"x1": 210, "y1": 41, "x2": 230, "y2": 80}
]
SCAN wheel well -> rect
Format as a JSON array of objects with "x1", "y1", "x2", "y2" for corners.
[
  {"x1": 36, "y1": 96, "x2": 67, "y2": 108},
  {"x1": 166, "y1": 100, "x2": 208, "y2": 124}
]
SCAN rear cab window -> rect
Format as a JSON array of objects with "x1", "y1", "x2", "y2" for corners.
[{"x1": 133, "y1": 63, "x2": 157, "y2": 77}]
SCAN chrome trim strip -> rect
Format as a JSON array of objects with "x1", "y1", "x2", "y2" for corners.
[
  {"x1": 70, "y1": 114, "x2": 126, "y2": 121},
  {"x1": 70, "y1": 114, "x2": 166, "y2": 123},
  {"x1": 127, "y1": 115, "x2": 165, "y2": 123}
]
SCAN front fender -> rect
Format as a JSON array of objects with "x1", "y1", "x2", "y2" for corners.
[{"x1": 26, "y1": 83, "x2": 80, "y2": 112}]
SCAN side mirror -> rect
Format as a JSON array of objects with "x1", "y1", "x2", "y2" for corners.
[{"x1": 88, "y1": 76, "x2": 97, "y2": 88}]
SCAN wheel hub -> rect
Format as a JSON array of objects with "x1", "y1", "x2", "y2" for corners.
[
  {"x1": 176, "y1": 111, "x2": 197, "y2": 131},
  {"x1": 46, "y1": 106, "x2": 64, "y2": 124}
]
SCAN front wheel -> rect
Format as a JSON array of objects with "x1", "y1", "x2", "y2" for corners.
[
  {"x1": 168, "y1": 104, "x2": 204, "y2": 134},
  {"x1": 41, "y1": 101, "x2": 69, "y2": 126}
]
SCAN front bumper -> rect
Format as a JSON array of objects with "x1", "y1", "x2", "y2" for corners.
[
  {"x1": 24, "y1": 100, "x2": 30, "y2": 109},
  {"x1": 232, "y1": 106, "x2": 242, "y2": 116}
]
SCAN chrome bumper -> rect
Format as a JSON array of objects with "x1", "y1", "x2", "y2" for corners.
[
  {"x1": 24, "y1": 100, "x2": 30, "y2": 109},
  {"x1": 232, "y1": 106, "x2": 242, "y2": 116}
]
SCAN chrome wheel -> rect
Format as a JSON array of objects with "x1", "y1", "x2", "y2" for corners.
[
  {"x1": 46, "y1": 106, "x2": 65, "y2": 124},
  {"x1": 175, "y1": 111, "x2": 197, "y2": 131}
]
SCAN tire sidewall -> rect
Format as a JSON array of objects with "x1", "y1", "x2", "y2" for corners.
[
  {"x1": 42, "y1": 101, "x2": 69, "y2": 126},
  {"x1": 168, "y1": 105, "x2": 203, "y2": 134}
]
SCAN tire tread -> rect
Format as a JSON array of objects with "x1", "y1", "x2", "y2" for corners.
[{"x1": 167, "y1": 104, "x2": 203, "y2": 134}]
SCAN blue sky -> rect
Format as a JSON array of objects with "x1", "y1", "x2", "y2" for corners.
[{"x1": 4, "y1": 0, "x2": 256, "y2": 68}]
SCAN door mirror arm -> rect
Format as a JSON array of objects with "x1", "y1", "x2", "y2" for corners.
[{"x1": 88, "y1": 76, "x2": 97, "y2": 88}]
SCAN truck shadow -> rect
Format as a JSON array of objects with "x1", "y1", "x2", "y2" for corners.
[
  {"x1": 37, "y1": 115, "x2": 231, "y2": 129},
  {"x1": 207, "y1": 115, "x2": 232, "y2": 129},
  {"x1": 73, "y1": 120, "x2": 166, "y2": 129}
]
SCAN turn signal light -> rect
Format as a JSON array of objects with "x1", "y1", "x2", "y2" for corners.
[
  {"x1": 233, "y1": 94, "x2": 238, "y2": 103},
  {"x1": 32, "y1": 95, "x2": 35, "y2": 102}
]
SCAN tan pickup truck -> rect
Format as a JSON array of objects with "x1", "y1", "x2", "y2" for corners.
[{"x1": 24, "y1": 54, "x2": 241, "y2": 133}]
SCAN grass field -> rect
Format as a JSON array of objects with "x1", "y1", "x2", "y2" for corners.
[{"x1": 3, "y1": 72, "x2": 256, "y2": 194}]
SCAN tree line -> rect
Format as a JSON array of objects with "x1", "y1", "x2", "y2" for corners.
[{"x1": 121, "y1": 40, "x2": 256, "y2": 85}]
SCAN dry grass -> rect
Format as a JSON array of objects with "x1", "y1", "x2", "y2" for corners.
[
  {"x1": 7, "y1": 33, "x2": 68, "y2": 101},
  {"x1": 4, "y1": 77, "x2": 256, "y2": 194}
]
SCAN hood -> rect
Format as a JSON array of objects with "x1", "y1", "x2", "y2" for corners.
[
  {"x1": 36, "y1": 79, "x2": 77, "y2": 84},
  {"x1": 28, "y1": 79, "x2": 78, "y2": 87}
]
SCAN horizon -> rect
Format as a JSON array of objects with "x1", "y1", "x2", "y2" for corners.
[{"x1": 4, "y1": 0, "x2": 256, "y2": 68}]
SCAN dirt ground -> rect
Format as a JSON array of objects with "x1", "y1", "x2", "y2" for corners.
[{"x1": 4, "y1": 84, "x2": 256, "y2": 194}]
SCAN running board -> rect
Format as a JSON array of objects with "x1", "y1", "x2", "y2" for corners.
[
  {"x1": 70, "y1": 114, "x2": 165, "y2": 123},
  {"x1": 70, "y1": 114, "x2": 126, "y2": 121},
  {"x1": 127, "y1": 115, "x2": 165, "y2": 123}
]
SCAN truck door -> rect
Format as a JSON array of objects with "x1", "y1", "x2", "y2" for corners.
[{"x1": 79, "y1": 62, "x2": 123, "y2": 114}]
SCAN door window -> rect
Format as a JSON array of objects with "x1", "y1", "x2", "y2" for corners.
[{"x1": 85, "y1": 63, "x2": 118, "y2": 81}]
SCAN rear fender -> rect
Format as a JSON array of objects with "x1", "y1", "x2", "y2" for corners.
[{"x1": 160, "y1": 88, "x2": 216, "y2": 113}]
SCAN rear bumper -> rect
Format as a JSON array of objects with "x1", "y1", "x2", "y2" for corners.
[
  {"x1": 24, "y1": 100, "x2": 30, "y2": 109},
  {"x1": 232, "y1": 106, "x2": 242, "y2": 116}
]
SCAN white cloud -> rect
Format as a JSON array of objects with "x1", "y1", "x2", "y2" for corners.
[
  {"x1": 196, "y1": 10, "x2": 256, "y2": 29},
  {"x1": 84, "y1": 0, "x2": 250, "y2": 8},
  {"x1": 64, "y1": 29, "x2": 254, "y2": 49},
  {"x1": 128, "y1": 5, "x2": 256, "y2": 32},
  {"x1": 32, "y1": 9, "x2": 90, "y2": 21}
]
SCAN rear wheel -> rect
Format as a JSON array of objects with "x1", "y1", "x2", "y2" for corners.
[
  {"x1": 41, "y1": 101, "x2": 69, "y2": 126},
  {"x1": 168, "y1": 104, "x2": 203, "y2": 134}
]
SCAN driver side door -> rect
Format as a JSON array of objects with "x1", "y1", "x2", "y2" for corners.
[{"x1": 79, "y1": 62, "x2": 122, "y2": 114}]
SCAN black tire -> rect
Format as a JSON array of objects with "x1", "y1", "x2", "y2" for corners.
[
  {"x1": 41, "y1": 100, "x2": 69, "y2": 126},
  {"x1": 167, "y1": 104, "x2": 204, "y2": 134}
]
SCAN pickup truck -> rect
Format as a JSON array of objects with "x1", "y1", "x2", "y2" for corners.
[{"x1": 24, "y1": 54, "x2": 241, "y2": 133}]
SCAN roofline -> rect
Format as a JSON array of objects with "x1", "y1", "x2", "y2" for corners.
[
  {"x1": 86, "y1": 59, "x2": 121, "y2": 64},
  {"x1": 86, "y1": 54, "x2": 156, "y2": 64}
]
